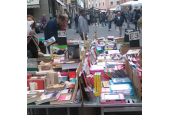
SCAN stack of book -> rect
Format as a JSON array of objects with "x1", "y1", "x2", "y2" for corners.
[
  {"x1": 35, "y1": 91, "x2": 61, "y2": 105},
  {"x1": 27, "y1": 90, "x2": 44, "y2": 104},
  {"x1": 110, "y1": 84, "x2": 134, "y2": 95}
]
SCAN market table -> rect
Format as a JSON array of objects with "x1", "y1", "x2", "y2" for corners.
[
  {"x1": 27, "y1": 101, "x2": 82, "y2": 115},
  {"x1": 83, "y1": 92, "x2": 142, "y2": 115}
]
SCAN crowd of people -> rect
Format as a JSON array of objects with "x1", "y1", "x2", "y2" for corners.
[{"x1": 27, "y1": 8, "x2": 142, "y2": 58}]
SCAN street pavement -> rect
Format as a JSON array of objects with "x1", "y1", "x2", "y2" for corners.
[{"x1": 36, "y1": 22, "x2": 142, "y2": 46}]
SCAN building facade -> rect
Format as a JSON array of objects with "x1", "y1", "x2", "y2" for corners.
[
  {"x1": 27, "y1": 0, "x2": 66, "y2": 22},
  {"x1": 87, "y1": 0, "x2": 132, "y2": 10}
]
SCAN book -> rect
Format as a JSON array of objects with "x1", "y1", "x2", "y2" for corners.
[
  {"x1": 67, "y1": 44, "x2": 80, "y2": 59},
  {"x1": 27, "y1": 95, "x2": 41, "y2": 104},
  {"x1": 100, "y1": 93, "x2": 125, "y2": 102},
  {"x1": 100, "y1": 93, "x2": 126, "y2": 104},
  {"x1": 44, "y1": 36, "x2": 56, "y2": 46},
  {"x1": 112, "y1": 78, "x2": 131, "y2": 84},
  {"x1": 50, "y1": 93, "x2": 73, "y2": 104},
  {"x1": 27, "y1": 90, "x2": 44, "y2": 96},
  {"x1": 57, "y1": 94, "x2": 72, "y2": 101},
  {"x1": 110, "y1": 84, "x2": 134, "y2": 95},
  {"x1": 102, "y1": 81, "x2": 110, "y2": 88},
  {"x1": 45, "y1": 83, "x2": 66, "y2": 91},
  {"x1": 35, "y1": 91, "x2": 60, "y2": 105},
  {"x1": 101, "y1": 88, "x2": 110, "y2": 93}
]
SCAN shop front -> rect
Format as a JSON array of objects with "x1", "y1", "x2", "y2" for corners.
[{"x1": 27, "y1": 0, "x2": 50, "y2": 22}]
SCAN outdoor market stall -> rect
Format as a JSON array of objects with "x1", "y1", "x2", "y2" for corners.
[{"x1": 27, "y1": 27, "x2": 142, "y2": 115}]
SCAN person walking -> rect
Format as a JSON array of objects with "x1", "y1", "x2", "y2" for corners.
[
  {"x1": 106, "y1": 11, "x2": 113, "y2": 31},
  {"x1": 41, "y1": 14, "x2": 47, "y2": 29},
  {"x1": 68, "y1": 15, "x2": 72, "y2": 29},
  {"x1": 134, "y1": 9, "x2": 141, "y2": 32},
  {"x1": 115, "y1": 12, "x2": 125, "y2": 37},
  {"x1": 74, "y1": 14, "x2": 79, "y2": 33},
  {"x1": 78, "y1": 9, "x2": 89, "y2": 40},
  {"x1": 101, "y1": 13, "x2": 106, "y2": 27},
  {"x1": 44, "y1": 14, "x2": 68, "y2": 53},
  {"x1": 125, "y1": 8, "x2": 132, "y2": 28},
  {"x1": 87, "y1": 13, "x2": 90, "y2": 25}
]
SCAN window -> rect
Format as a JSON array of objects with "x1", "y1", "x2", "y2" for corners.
[
  {"x1": 116, "y1": 1, "x2": 120, "y2": 5},
  {"x1": 111, "y1": 2, "x2": 113, "y2": 5},
  {"x1": 99, "y1": 3, "x2": 100, "y2": 6},
  {"x1": 103, "y1": 2, "x2": 104, "y2": 6},
  {"x1": 92, "y1": 4, "x2": 94, "y2": 7},
  {"x1": 96, "y1": 4, "x2": 97, "y2": 7},
  {"x1": 89, "y1": 5, "x2": 90, "y2": 8}
]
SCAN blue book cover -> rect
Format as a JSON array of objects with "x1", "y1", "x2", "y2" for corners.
[{"x1": 112, "y1": 78, "x2": 131, "y2": 84}]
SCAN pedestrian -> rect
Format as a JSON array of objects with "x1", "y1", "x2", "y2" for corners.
[
  {"x1": 78, "y1": 9, "x2": 89, "y2": 40},
  {"x1": 44, "y1": 14, "x2": 68, "y2": 53},
  {"x1": 74, "y1": 13, "x2": 79, "y2": 33},
  {"x1": 87, "y1": 13, "x2": 90, "y2": 25},
  {"x1": 100, "y1": 12, "x2": 102, "y2": 24},
  {"x1": 90, "y1": 13, "x2": 93, "y2": 25},
  {"x1": 125, "y1": 8, "x2": 132, "y2": 28},
  {"x1": 27, "y1": 15, "x2": 44, "y2": 58},
  {"x1": 101, "y1": 13, "x2": 106, "y2": 27},
  {"x1": 114, "y1": 12, "x2": 125, "y2": 37},
  {"x1": 106, "y1": 11, "x2": 113, "y2": 31},
  {"x1": 134, "y1": 9, "x2": 141, "y2": 32},
  {"x1": 41, "y1": 14, "x2": 47, "y2": 30},
  {"x1": 68, "y1": 15, "x2": 72, "y2": 29},
  {"x1": 113, "y1": 12, "x2": 118, "y2": 29}
]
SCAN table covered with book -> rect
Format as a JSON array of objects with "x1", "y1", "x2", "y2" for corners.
[{"x1": 27, "y1": 33, "x2": 142, "y2": 115}]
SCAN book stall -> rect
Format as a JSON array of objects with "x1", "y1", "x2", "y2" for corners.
[{"x1": 27, "y1": 29, "x2": 142, "y2": 115}]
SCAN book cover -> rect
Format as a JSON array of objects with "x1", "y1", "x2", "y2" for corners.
[
  {"x1": 27, "y1": 95, "x2": 41, "y2": 104},
  {"x1": 67, "y1": 44, "x2": 80, "y2": 59},
  {"x1": 57, "y1": 94, "x2": 71, "y2": 101},
  {"x1": 27, "y1": 90, "x2": 44, "y2": 96},
  {"x1": 112, "y1": 78, "x2": 131, "y2": 84},
  {"x1": 35, "y1": 92, "x2": 60, "y2": 105}
]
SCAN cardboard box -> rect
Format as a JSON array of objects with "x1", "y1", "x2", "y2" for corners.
[
  {"x1": 125, "y1": 57, "x2": 129, "y2": 76},
  {"x1": 137, "y1": 59, "x2": 142, "y2": 67},
  {"x1": 120, "y1": 45, "x2": 142, "y2": 55},
  {"x1": 115, "y1": 37, "x2": 124, "y2": 43},
  {"x1": 128, "y1": 62, "x2": 133, "y2": 83},
  {"x1": 133, "y1": 70, "x2": 142, "y2": 100}
]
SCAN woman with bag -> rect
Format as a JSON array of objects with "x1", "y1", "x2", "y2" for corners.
[{"x1": 27, "y1": 15, "x2": 44, "y2": 58}]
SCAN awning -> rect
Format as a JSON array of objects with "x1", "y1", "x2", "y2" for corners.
[
  {"x1": 56, "y1": 0, "x2": 66, "y2": 6},
  {"x1": 27, "y1": 0, "x2": 40, "y2": 9}
]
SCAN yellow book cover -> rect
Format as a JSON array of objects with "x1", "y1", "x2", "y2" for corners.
[{"x1": 94, "y1": 73, "x2": 97, "y2": 92}]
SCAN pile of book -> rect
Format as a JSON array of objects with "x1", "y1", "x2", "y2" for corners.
[{"x1": 27, "y1": 85, "x2": 74, "y2": 105}]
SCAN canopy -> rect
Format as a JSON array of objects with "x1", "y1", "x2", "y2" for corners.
[
  {"x1": 56, "y1": 0, "x2": 66, "y2": 6},
  {"x1": 27, "y1": 0, "x2": 40, "y2": 9},
  {"x1": 101, "y1": 10, "x2": 107, "y2": 12},
  {"x1": 120, "y1": 1, "x2": 142, "y2": 7},
  {"x1": 110, "y1": 8, "x2": 116, "y2": 11}
]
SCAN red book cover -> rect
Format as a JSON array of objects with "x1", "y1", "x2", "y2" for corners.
[{"x1": 27, "y1": 79, "x2": 44, "y2": 90}]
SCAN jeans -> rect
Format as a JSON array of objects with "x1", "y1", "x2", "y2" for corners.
[
  {"x1": 108, "y1": 21, "x2": 112, "y2": 29},
  {"x1": 75, "y1": 23, "x2": 78, "y2": 32},
  {"x1": 117, "y1": 26, "x2": 122, "y2": 37},
  {"x1": 102, "y1": 20, "x2": 106, "y2": 27},
  {"x1": 127, "y1": 20, "x2": 130, "y2": 28},
  {"x1": 134, "y1": 22, "x2": 140, "y2": 31},
  {"x1": 79, "y1": 33, "x2": 87, "y2": 40}
]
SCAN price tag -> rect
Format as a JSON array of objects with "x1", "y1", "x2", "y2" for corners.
[
  {"x1": 58, "y1": 30, "x2": 66, "y2": 37},
  {"x1": 129, "y1": 31, "x2": 140, "y2": 41},
  {"x1": 125, "y1": 29, "x2": 134, "y2": 35}
]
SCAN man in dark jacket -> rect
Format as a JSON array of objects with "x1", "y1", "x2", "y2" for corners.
[
  {"x1": 115, "y1": 12, "x2": 125, "y2": 37},
  {"x1": 44, "y1": 14, "x2": 68, "y2": 53},
  {"x1": 101, "y1": 13, "x2": 106, "y2": 27}
]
